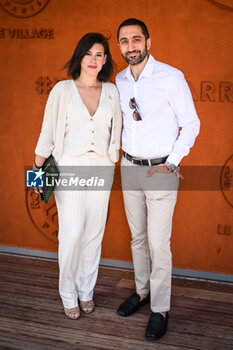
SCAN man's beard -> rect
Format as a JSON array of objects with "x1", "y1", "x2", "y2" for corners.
[{"x1": 122, "y1": 44, "x2": 148, "y2": 66}]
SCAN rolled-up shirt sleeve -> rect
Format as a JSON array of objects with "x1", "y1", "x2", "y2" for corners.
[{"x1": 166, "y1": 73, "x2": 200, "y2": 166}]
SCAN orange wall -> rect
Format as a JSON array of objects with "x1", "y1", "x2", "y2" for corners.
[{"x1": 0, "y1": 0, "x2": 232, "y2": 274}]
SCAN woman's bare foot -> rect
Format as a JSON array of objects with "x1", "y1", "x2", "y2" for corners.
[
  {"x1": 80, "y1": 300, "x2": 95, "y2": 314},
  {"x1": 64, "y1": 306, "x2": 80, "y2": 319}
]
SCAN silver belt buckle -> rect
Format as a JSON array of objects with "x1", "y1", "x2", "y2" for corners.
[{"x1": 130, "y1": 154, "x2": 135, "y2": 163}]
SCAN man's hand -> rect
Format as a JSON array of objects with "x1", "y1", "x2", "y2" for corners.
[{"x1": 146, "y1": 163, "x2": 170, "y2": 177}]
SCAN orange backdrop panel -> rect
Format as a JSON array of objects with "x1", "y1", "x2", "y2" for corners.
[{"x1": 0, "y1": 0, "x2": 232, "y2": 274}]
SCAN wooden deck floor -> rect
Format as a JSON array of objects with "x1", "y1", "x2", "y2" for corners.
[{"x1": 0, "y1": 254, "x2": 233, "y2": 350}]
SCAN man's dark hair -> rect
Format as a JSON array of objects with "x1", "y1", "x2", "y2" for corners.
[
  {"x1": 63, "y1": 33, "x2": 113, "y2": 82},
  {"x1": 117, "y1": 18, "x2": 149, "y2": 41}
]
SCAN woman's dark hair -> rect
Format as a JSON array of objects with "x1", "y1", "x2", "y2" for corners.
[
  {"x1": 117, "y1": 18, "x2": 149, "y2": 41},
  {"x1": 63, "y1": 33, "x2": 113, "y2": 82}
]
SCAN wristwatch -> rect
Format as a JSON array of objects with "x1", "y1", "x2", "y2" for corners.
[{"x1": 165, "y1": 161, "x2": 178, "y2": 172}]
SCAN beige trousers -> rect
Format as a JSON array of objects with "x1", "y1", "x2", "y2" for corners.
[
  {"x1": 55, "y1": 152, "x2": 114, "y2": 308},
  {"x1": 121, "y1": 156, "x2": 179, "y2": 313}
]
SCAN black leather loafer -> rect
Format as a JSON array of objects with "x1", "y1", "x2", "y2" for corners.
[
  {"x1": 145, "y1": 312, "x2": 169, "y2": 340},
  {"x1": 117, "y1": 293, "x2": 150, "y2": 317}
]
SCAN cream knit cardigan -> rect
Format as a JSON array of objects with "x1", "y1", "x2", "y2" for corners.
[{"x1": 35, "y1": 80, "x2": 122, "y2": 163}]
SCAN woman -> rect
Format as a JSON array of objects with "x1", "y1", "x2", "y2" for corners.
[{"x1": 33, "y1": 33, "x2": 122, "y2": 319}]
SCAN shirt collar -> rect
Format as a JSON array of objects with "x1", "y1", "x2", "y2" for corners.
[{"x1": 124, "y1": 54, "x2": 156, "y2": 81}]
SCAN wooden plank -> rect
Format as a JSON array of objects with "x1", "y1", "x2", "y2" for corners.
[
  {"x1": 172, "y1": 294, "x2": 233, "y2": 314},
  {"x1": 172, "y1": 277, "x2": 233, "y2": 293},
  {"x1": 172, "y1": 285, "x2": 233, "y2": 304},
  {"x1": 117, "y1": 278, "x2": 135, "y2": 289},
  {"x1": 0, "y1": 331, "x2": 80, "y2": 350}
]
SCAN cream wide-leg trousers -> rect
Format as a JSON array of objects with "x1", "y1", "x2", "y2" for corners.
[
  {"x1": 121, "y1": 156, "x2": 179, "y2": 313},
  {"x1": 54, "y1": 152, "x2": 114, "y2": 308}
]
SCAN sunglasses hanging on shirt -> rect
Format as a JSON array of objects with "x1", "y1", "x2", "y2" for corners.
[{"x1": 129, "y1": 97, "x2": 142, "y2": 121}]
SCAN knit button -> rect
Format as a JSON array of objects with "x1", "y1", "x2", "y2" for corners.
[
  {"x1": 90, "y1": 118, "x2": 94, "y2": 122},
  {"x1": 90, "y1": 142, "x2": 94, "y2": 145},
  {"x1": 111, "y1": 140, "x2": 115, "y2": 144},
  {"x1": 91, "y1": 130, "x2": 94, "y2": 133}
]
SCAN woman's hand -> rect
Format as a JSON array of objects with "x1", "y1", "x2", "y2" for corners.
[
  {"x1": 32, "y1": 155, "x2": 46, "y2": 194},
  {"x1": 34, "y1": 155, "x2": 46, "y2": 169},
  {"x1": 32, "y1": 163, "x2": 43, "y2": 195}
]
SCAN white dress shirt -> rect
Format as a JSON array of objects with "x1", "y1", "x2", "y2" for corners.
[{"x1": 116, "y1": 54, "x2": 200, "y2": 166}]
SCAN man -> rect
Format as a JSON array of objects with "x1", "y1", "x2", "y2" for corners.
[{"x1": 115, "y1": 18, "x2": 200, "y2": 340}]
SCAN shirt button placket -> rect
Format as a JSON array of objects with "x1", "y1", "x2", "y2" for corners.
[
  {"x1": 90, "y1": 117, "x2": 94, "y2": 148},
  {"x1": 132, "y1": 82, "x2": 138, "y2": 155}
]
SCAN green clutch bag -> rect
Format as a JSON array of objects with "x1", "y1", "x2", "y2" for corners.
[{"x1": 39, "y1": 155, "x2": 59, "y2": 204}]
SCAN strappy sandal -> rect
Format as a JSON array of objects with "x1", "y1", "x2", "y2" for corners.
[
  {"x1": 80, "y1": 300, "x2": 95, "y2": 314},
  {"x1": 64, "y1": 306, "x2": 80, "y2": 320}
]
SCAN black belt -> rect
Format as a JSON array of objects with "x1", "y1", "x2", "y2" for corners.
[{"x1": 123, "y1": 152, "x2": 168, "y2": 166}]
